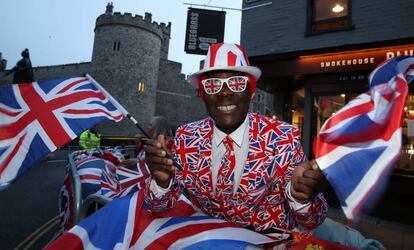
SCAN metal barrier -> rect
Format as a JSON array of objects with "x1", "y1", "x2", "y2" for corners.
[
  {"x1": 67, "y1": 152, "x2": 82, "y2": 226},
  {"x1": 67, "y1": 151, "x2": 112, "y2": 227},
  {"x1": 79, "y1": 194, "x2": 111, "y2": 221}
]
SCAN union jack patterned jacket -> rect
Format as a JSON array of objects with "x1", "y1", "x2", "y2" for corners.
[{"x1": 145, "y1": 113, "x2": 328, "y2": 232}]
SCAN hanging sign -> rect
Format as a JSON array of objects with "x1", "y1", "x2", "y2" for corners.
[{"x1": 184, "y1": 8, "x2": 226, "y2": 55}]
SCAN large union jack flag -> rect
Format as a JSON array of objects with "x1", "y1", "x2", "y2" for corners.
[
  {"x1": 47, "y1": 191, "x2": 287, "y2": 250},
  {"x1": 314, "y1": 56, "x2": 414, "y2": 220},
  {"x1": 0, "y1": 76, "x2": 124, "y2": 189}
]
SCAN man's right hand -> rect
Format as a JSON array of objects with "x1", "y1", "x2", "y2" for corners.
[{"x1": 145, "y1": 135, "x2": 175, "y2": 188}]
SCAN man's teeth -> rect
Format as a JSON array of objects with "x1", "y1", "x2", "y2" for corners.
[{"x1": 217, "y1": 105, "x2": 236, "y2": 111}]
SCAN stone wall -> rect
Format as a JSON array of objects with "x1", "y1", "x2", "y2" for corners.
[
  {"x1": 156, "y1": 59, "x2": 207, "y2": 129},
  {"x1": 0, "y1": 63, "x2": 91, "y2": 85}
]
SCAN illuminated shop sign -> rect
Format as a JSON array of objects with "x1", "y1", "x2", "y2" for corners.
[
  {"x1": 301, "y1": 45, "x2": 413, "y2": 71},
  {"x1": 254, "y1": 44, "x2": 413, "y2": 77},
  {"x1": 320, "y1": 57, "x2": 375, "y2": 68}
]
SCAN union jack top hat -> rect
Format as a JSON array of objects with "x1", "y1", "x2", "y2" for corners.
[{"x1": 188, "y1": 43, "x2": 262, "y2": 87}]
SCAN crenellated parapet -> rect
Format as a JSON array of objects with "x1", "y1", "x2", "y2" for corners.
[
  {"x1": 159, "y1": 21, "x2": 172, "y2": 59},
  {"x1": 160, "y1": 22, "x2": 172, "y2": 37},
  {"x1": 95, "y1": 10, "x2": 170, "y2": 40}
]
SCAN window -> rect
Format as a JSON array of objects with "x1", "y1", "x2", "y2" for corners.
[
  {"x1": 256, "y1": 93, "x2": 263, "y2": 103},
  {"x1": 137, "y1": 82, "x2": 145, "y2": 92},
  {"x1": 113, "y1": 41, "x2": 121, "y2": 51},
  {"x1": 398, "y1": 93, "x2": 414, "y2": 176},
  {"x1": 307, "y1": 0, "x2": 352, "y2": 34},
  {"x1": 314, "y1": 94, "x2": 347, "y2": 134},
  {"x1": 289, "y1": 88, "x2": 305, "y2": 141}
]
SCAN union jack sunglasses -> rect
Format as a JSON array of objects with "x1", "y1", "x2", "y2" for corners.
[{"x1": 201, "y1": 76, "x2": 249, "y2": 95}]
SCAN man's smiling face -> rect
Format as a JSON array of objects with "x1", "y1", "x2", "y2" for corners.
[{"x1": 203, "y1": 70, "x2": 251, "y2": 134}]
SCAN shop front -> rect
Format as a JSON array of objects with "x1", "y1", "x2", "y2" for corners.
[{"x1": 252, "y1": 43, "x2": 414, "y2": 223}]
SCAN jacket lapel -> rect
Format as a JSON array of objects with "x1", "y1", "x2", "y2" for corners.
[
  {"x1": 237, "y1": 113, "x2": 273, "y2": 203},
  {"x1": 236, "y1": 113, "x2": 257, "y2": 200},
  {"x1": 196, "y1": 118, "x2": 214, "y2": 196}
]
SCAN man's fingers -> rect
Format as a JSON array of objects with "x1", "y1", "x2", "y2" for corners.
[
  {"x1": 295, "y1": 175, "x2": 326, "y2": 195},
  {"x1": 296, "y1": 175, "x2": 319, "y2": 187},
  {"x1": 157, "y1": 134, "x2": 166, "y2": 147},
  {"x1": 300, "y1": 161, "x2": 313, "y2": 171},
  {"x1": 291, "y1": 160, "x2": 327, "y2": 201},
  {"x1": 163, "y1": 145, "x2": 174, "y2": 158},
  {"x1": 151, "y1": 168, "x2": 175, "y2": 186},
  {"x1": 146, "y1": 144, "x2": 167, "y2": 157},
  {"x1": 309, "y1": 160, "x2": 320, "y2": 171},
  {"x1": 292, "y1": 182, "x2": 313, "y2": 200},
  {"x1": 146, "y1": 154, "x2": 173, "y2": 165},
  {"x1": 151, "y1": 163, "x2": 175, "y2": 173},
  {"x1": 146, "y1": 139, "x2": 159, "y2": 147},
  {"x1": 302, "y1": 169, "x2": 325, "y2": 180}
]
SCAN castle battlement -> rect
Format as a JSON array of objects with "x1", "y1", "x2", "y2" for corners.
[
  {"x1": 95, "y1": 9, "x2": 171, "y2": 39},
  {"x1": 160, "y1": 22, "x2": 172, "y2": 36}
]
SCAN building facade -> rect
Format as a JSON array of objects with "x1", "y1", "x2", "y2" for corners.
[
  {"x1": 0, "y1": 3, "x2": 274, "y2": 137},
  {"x1": 241, "y1": 0, "x2": 414, "y2": 223}
]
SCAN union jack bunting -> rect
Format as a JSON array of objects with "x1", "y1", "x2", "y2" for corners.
[
  {"x1": 115, "y1": 161, "x2": 150, "y2": 196},
  {"x1": 0, "y1": 77, "x2": 124, "y2": 189},
  {"x1": 314, "y1": 56, "x2": 414, "y2": 220},
  {"x1": 100, "y1": 158, "x2": 121, "y2": 197},
  {"x1": 47, "y1": 191, "x2": 287, "y2": 250},
  {"x1": 59, "y1": 151, "x2": 149, "y2": 230},
  {"x1": 100, "y1": 160, "x2": 150, "y2": 198},
  {"x1": 77, "y1": 157, "x2": 110, "y2": 199},
  {"x1": 59, "y1": 151, "x2": 107, "y2": 230},
  {"x1": 59, "y1": 174, "x2": 75, "y2": 230}
]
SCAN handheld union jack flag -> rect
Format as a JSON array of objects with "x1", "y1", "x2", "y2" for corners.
[
  {"x1": 0, "y1": 76, "x2": 124, "y2": 190},
  {"x1": 314, "y1": 56, "x2": 414, "y2": 220}
]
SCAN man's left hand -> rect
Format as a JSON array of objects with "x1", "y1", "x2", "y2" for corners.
[{"x1": 290, "y1": 160, "x2": 328, "y2": 202}]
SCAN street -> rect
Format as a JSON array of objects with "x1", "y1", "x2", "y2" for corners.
[{"x1": 0, "y1": 150, "x2": 69, "y2": 249}]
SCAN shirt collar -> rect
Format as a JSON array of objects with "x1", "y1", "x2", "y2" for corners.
[{"x1": 213, "y1": 115, "x2": 249, "y2": 148}]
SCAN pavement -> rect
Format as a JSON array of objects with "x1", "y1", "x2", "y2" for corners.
[{"x1": 327, "y1": 208, "x2": 414, "y2": 249}]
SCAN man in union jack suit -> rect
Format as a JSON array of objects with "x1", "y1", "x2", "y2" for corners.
[{"x1": 144, "y1": 43, "x2": 328, "y2": 235}]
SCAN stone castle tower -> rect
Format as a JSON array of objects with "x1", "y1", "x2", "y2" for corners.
[{"x1": 90, "y1": 3, "x2": 172, "y2": 135}]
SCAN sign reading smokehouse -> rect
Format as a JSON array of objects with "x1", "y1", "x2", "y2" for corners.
[
  {"x1": 254, "y1": 44, "x2": 414, "y2": 77},
  {"x1": 300, "y1": 44, "x2": 414, "y2": 73},
  {"x1": 184, "y1": 8, "x2": 226, "y2": 55}
]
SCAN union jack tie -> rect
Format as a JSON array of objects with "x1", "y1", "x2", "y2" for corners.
[{"x1": 216, "y1": 136, "x2": 236, "y2": 196}]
